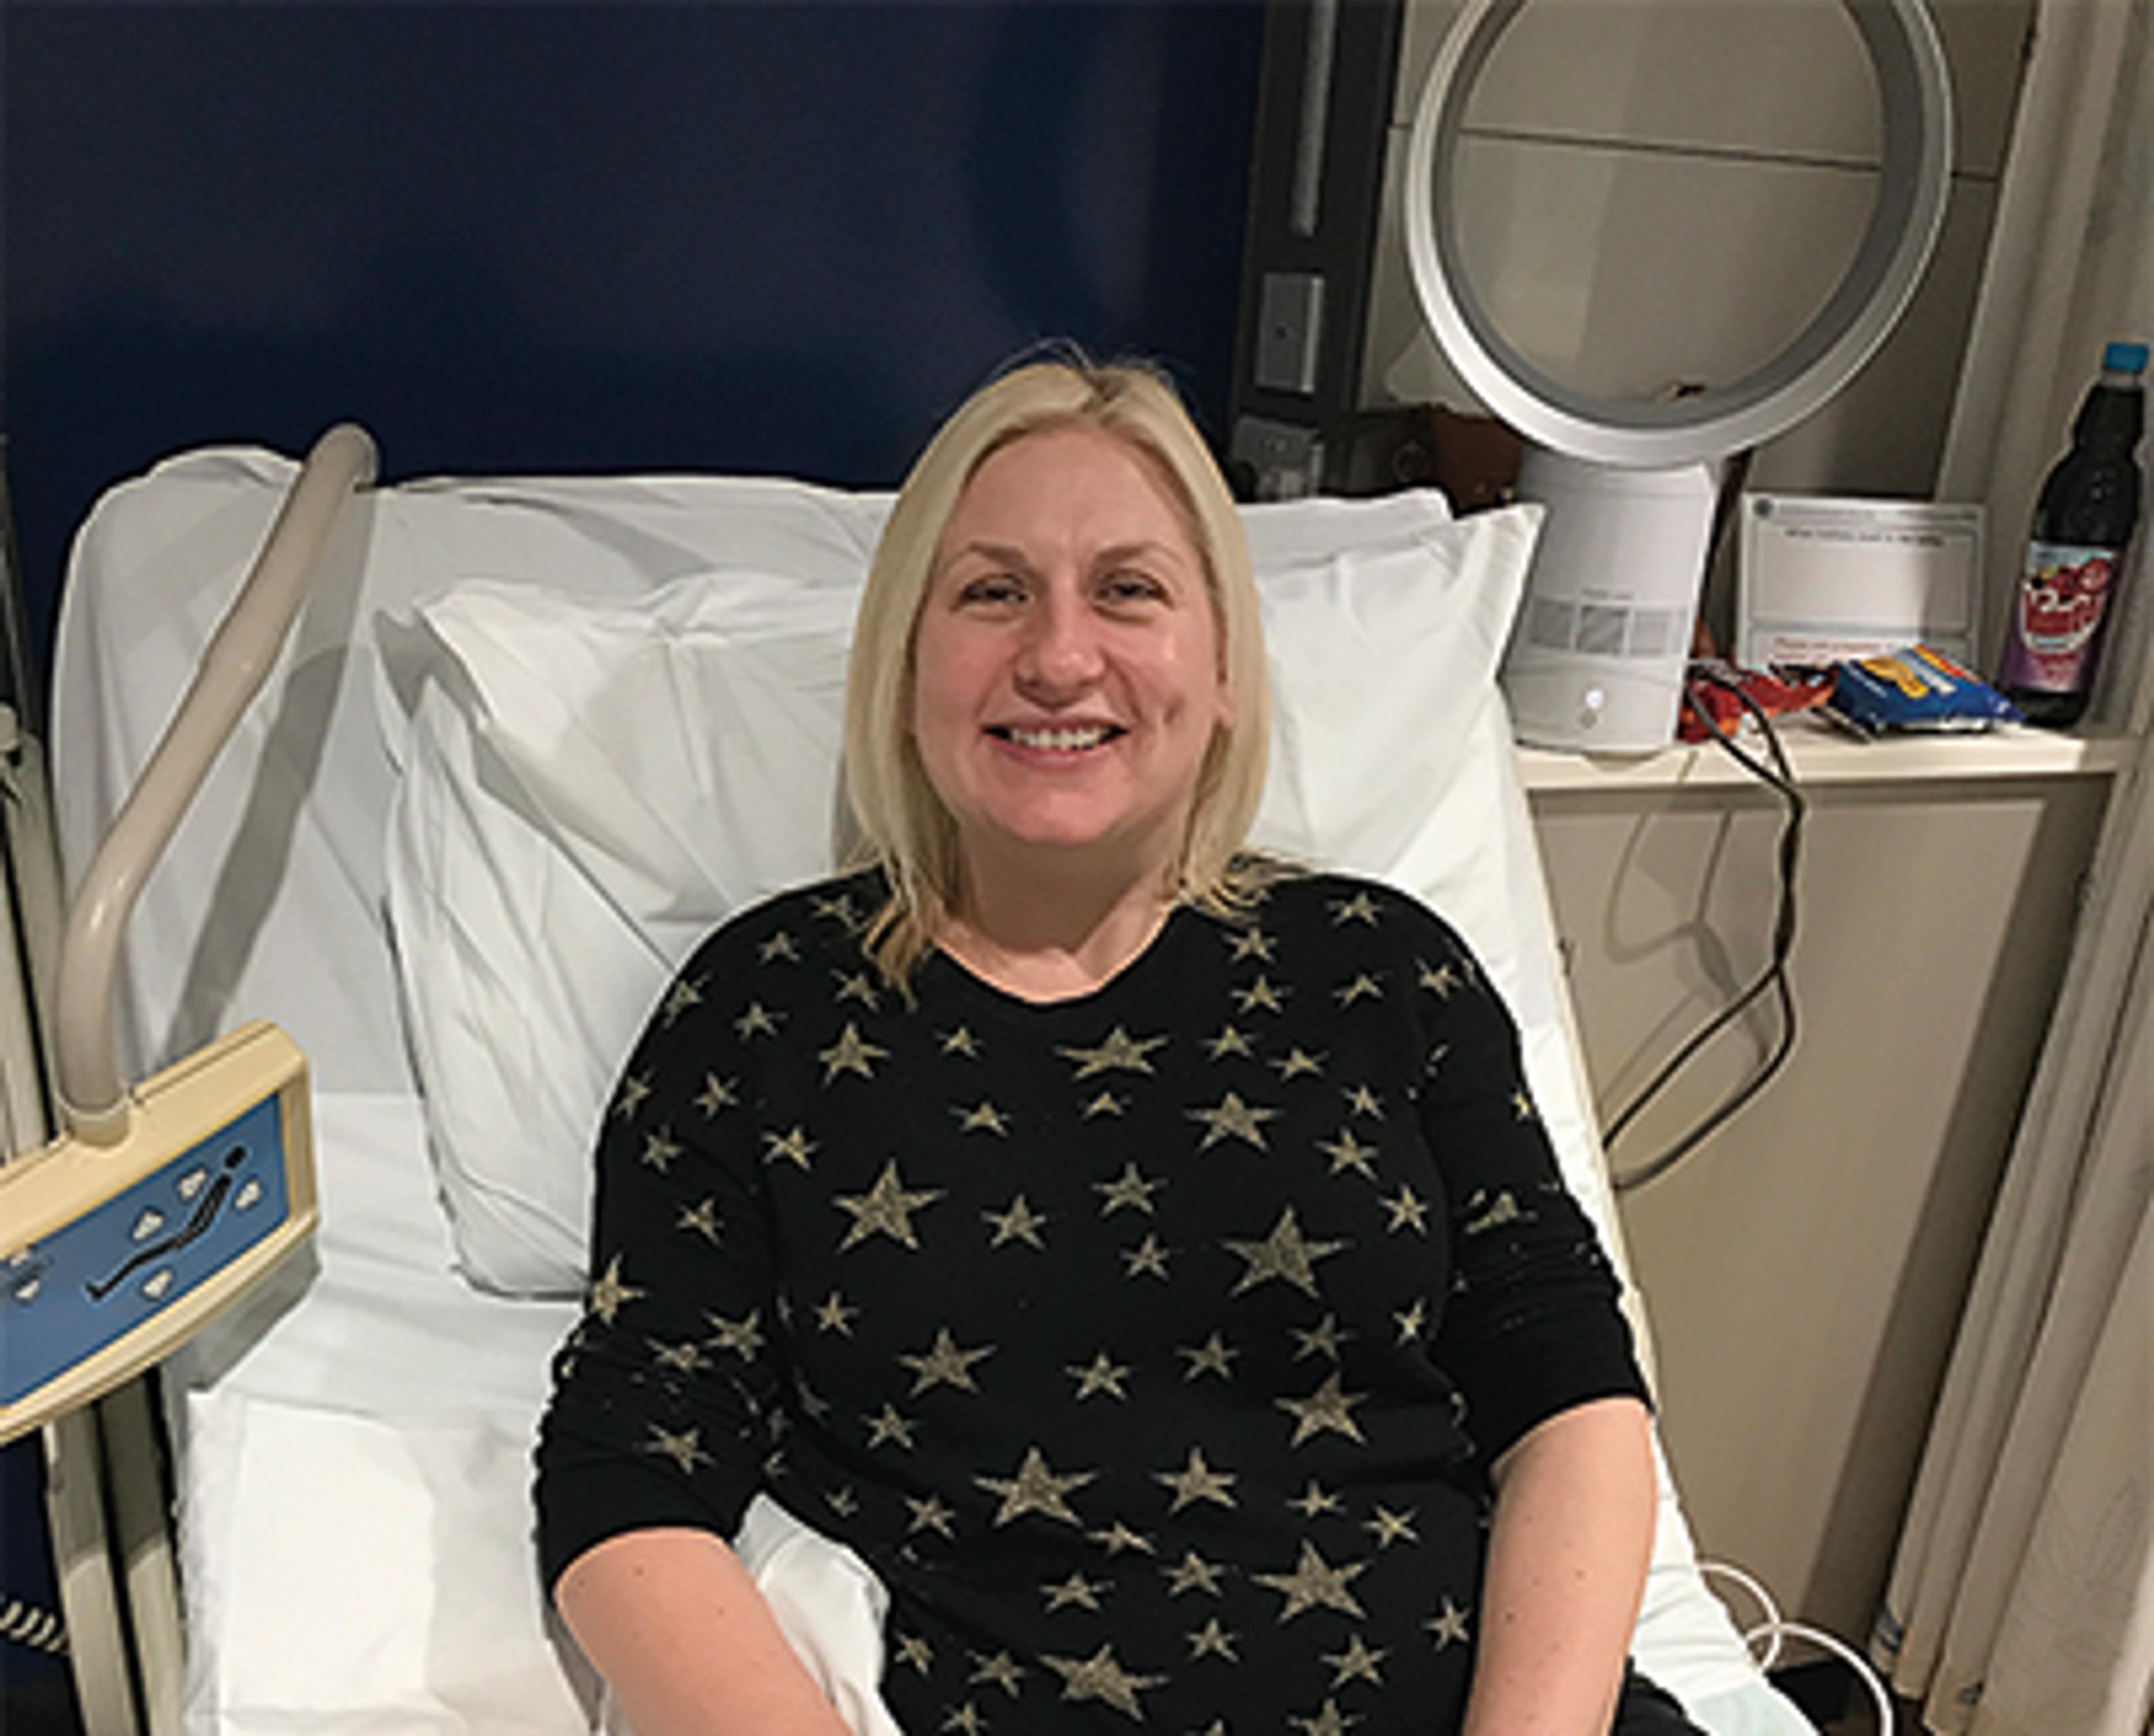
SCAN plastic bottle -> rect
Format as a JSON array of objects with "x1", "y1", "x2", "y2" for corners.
[{"x1": 1997, "y1": 340, "x2": 2146, "y2": 726}]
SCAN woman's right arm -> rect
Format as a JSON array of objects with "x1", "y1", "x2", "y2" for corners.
[{"x1": 554, "y1": 1529, "x2": 854, "y2": 1736}]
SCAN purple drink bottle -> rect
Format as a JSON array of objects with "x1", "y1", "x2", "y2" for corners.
[{"x1": 1996, "y1": 340, "x2": 2145, "y2": 726}]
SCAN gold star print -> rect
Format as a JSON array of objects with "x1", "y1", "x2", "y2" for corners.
[
  {"x1": 735, "y1": 1001, "x2": 782, "y2": 1039},
  {"x1": 1318, "y1": 1127, "x2": 1380, "y2": 1181},
  {"x1": 1179, "y1": 1332, "x2": 1238, "y2": 1381},
  {"x1": 940, "y1": 1025, "x2": 982, "y2": 1057},
  {"x1": 834, "y1": 1161, "x2": 943, "y2": 1250},
  {"x1": 1277, "y1": 1372, "x2": 1369, "y2": 1447},
  {"x1": 1163, "y1": 1549, "x2": 1228, "y2": 1597},
  {"x1": 661, "y1": 976, "x2": 705, "y2": 1025},
  {"x1": 1254, "y1": 1541, "x2": 1369, "y2": 1623},
  {"x1": 977, "y1": 1446, "x2": 1096, "y2": 1527},
  {"x1": 1225, "y1": 1207, "x2": 1348, "y2": 1298},
  {"x1": 1512, "y1": 1088, "x2": 1538, "y2": 1121},
  {"x1": 864, "y1": 1403, "x2": 917, "y2": 1450},
  {"x1": 1417, "y1": 959, "x2": 1459, "y2": 998},
  {"x1": 1288, "y1": 1481, "x2": 1344, "y2": 1519},
  {"x1": 640, "y1": 1127, "x2": 682, "y2": 1172},
  {"x1": 649, "y1": 1339, "x2": 710, "y2": 1374},
  {"x1": 763, "y1": 1125, "x2": 817, "y2": 1170},
  {"x1": 1057, "y1": 1025, "x2": 1169, "y2": 1078},
  {"x1": 815, "y1": 1290, "x2": 859, "y2": 1334},
  {"x1": 1226, "y1": 925, "x2": 1275, "y2": 961},
  {"x1": 1464, "y1": 1189, "x2": 1525, "y2": 1236},
  {"x1": 793, "y1": 1375, "x2": 832, "y2": 1420},
  {"x1": 1205, "y1": 1024, "x2": 1255, "y2": 1060},
  {"x1": 827, "y1": 1485, "x2": 860, "y2": 1519},
  {"x1": 1156, "y1": 1446, "x2": 1238, "y2": 1512},
  {"x1": 1096, "y1": 1163, "x2": 1166, "y2": 1215},
  {"x1": 1394, "y1": 1297, "x2": 1429, "y2": 1343},
  {"x1": 1380, "y1": 1184, "x2": 1430, "y2": 1234},
  {"x1": 1042, "y1": 1645, "x2": 1166, "y2": 1719},
  {"x1": 1081, "y1": 1089, "x2": 1127, "y2": 1118},
  {"x1": 896, "y1": 1633, "x2": 933, "y2": 1674},
  {"x1": 706, "y1": 1308, "x2": 765, "y2": 1360},
  {"x1": 942, "y1": 1703, "x2": 985, "y2": 1736},
  {"x1": 953, "y1": 1100, "x2": 1011, "y2": 1135},
  {"x1": 1189, "y1": 1092, "x2": 1280, "y2": 1152},
  {"x1": 758, "y1": 930, "x2": 799, "y2": 964},
  {"x1": 834, "y1": 969, "x2": 881, "y2": 1011},
  {"x1": 587, "y1": 1256, "x2": 643, "y2": 1325},
  {"x1": 1042, "y1": 1570, "x2": 1110, "y2": 1612},
  {"x1": 908, "y1": 1494, "x2": 958, "y2": 1538},
  {"x1": 696, "y1": 1073, "x2": 739, "y2": 1117},
  {"x1": 1292, "y1": 1698, "x2": 1361, "y2": 1736},
  {"x1": 1342, "y1": 1084, "x2": 1384, "y2": 1119},
  {"x1": 612, "y1": 1072, "x2": 652, "y2": 1121},
  {"x1": 1188, "y1": 1617, "x2": 1240, "y2": 1661},
  {"x1": 811, "y1": 892, "x2": 860, "y2": 930},
  {"x1": 1365, "y1": 1507, "x2": 1420, "y2": 1549},
  {"x1": 820, "y1": 1021, "x2": 890, "y2": 1083},
  {"x1": 1292, "y1": 1314, "x2": 1352, "y2": 1362},
  {"x1": 1233, "y1": 977, "x2": 1287, "y2": 1015},
  {"x1": 1272, "y1": 1047, "x2": 1327, "y2": 1080},
  {"x1": 1330, "y1": 890, "x2": 1382, "y2": 925},
  {"x1": 901, "y1": 1326, "x2": 996, "y2": 1394},
  {"x1": 970, "y1": 1652, "x2": 1027, "y2": 1697},
  {"x1": 1069, "y1": 1351, "x2": 1131, "y2": 1401},
  {"x1": 1426, "y1": 1596, "x2": 1471, "y2": 1650},
  {"x1": 1089, "y1": 1520, "x2": 1156, "y2": 1556},
  {"x1": 1324, "y1": 1636, "x2": 1388, "y2": 1689},
  {"x1": 984, "y1": 1195, "x2": 1049, "y2": 1249},
  {"x1": 1124, "y1": 1234, "x2": 1172, "y2": 1279},
  {"x1": 677, "y1": 1198, "x2": 722, "y2": 1242},
  {"x1": 642, "y1": 1424, "x2": 712, "y2": 1475},
  {"x1": 1334, "y1": 973, "x2": 1384, "y2": 1007}
]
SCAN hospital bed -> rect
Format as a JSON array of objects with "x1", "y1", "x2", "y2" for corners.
[{"x1": 50, "y1": 439, "x2": 1822, "y2": 1734}]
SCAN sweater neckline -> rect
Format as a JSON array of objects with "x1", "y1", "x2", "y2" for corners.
[{"x1": 919, "y1": 901, "x2": 1205, "y2": 1025}]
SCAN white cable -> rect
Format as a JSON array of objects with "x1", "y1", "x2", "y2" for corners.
[{"x1": 1700, "y1": 1560, "x2": 1895, "y2": 1733}]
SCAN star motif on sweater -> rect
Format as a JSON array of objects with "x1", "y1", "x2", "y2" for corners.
[
  {"x1": 1042, "y1": 1643, "x2": 1167, "y2": 1719},
  {"x1": 1058, "y1": 1026, "x2": 1168, "y2": 1077},
  {"x1": 1224, "y1": 1207, "x2": 1348, "y2": 1297},
  {"x1": 978, "y1": 1446, "x2": 1097, "y2": 1527},
  {"x1": 834, "y1": 1162, "x2": 942, "y2": 1250},
  {"x1": 1254, "y1": 1541, "x2": 1369, "y2": 1622}
]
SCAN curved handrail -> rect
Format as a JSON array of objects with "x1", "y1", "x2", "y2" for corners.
[{"x1": 54, "y1": 423, "x2": 378, "y2": 1145}]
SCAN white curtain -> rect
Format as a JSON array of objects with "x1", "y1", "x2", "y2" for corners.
[{"x1": 1875, "y1": 4, "x2": 2154, "y2": 1734}]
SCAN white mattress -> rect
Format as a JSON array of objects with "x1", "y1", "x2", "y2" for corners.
[{"x1": 52, "y1": 446, "x2": 1815, "y2": 1735}]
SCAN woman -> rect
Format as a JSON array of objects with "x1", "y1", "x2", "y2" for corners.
[{"x1": 536, "y1": 359, "x2": 1665, "y2": 1736}]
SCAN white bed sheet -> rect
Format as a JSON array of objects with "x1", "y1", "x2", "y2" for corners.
[{"x1": 52, "y1": 447, "x2": 1815, "y2": 1736}]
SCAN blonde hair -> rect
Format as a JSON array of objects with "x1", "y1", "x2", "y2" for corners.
[{"x1": 844, "y1": 356, "x2": 1273, "y2": 987}]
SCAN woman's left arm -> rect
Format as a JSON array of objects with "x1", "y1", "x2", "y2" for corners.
[{"x1": 1463, "y1": 1394, "x2": 1656, "y2": 1736}]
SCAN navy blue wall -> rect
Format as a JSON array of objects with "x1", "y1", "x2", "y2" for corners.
[{"x1": 3, "y1": 1, "x2": 1265, "y2": 685}]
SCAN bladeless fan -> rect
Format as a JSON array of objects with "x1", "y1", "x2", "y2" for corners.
[
  {"x1": 1403, "y1": 0, "x2": 1952, "y2": 750},
  {"x1": 1, "y1": 425, "x2": 376, "y2": 1443}
]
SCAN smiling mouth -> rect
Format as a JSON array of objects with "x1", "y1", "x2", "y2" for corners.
[{"x1": 990, "y1": 724, "x2": 1126, "y2": 752}]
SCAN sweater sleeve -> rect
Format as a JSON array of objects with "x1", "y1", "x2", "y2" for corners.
[
  {"x1": 1412, "y1": 917, "x2": 1649, "y2": 1467},
  {"x1": 532, "y1": 919, "x2": 791, "y2": 1591}
]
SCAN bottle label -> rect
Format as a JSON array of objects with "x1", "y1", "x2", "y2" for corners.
[{"x1": 1997, "y1": 542, "x2": 2117, "y2": 692}]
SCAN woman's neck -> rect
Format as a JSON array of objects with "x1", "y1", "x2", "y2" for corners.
[{"x1": 941, "y1": 852, "x2": 1175, "y2": 1003}]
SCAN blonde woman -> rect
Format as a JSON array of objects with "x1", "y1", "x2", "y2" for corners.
[{"x1": 538, "y1": 360, "x2": 1674, "y2": 1736}]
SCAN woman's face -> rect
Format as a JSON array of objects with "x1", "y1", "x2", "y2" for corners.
[{"x1": 909, "y1": 425, "x2": 1233, "y2": 888}]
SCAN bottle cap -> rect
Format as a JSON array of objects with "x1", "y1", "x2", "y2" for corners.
[{"x1": 2103, "y1": 340, "x2": 2149, "y2": 375}]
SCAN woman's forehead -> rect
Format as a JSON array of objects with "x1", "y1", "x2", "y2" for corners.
[{"x1": 938, "y1": 425, "x2": 1202, "y2": 562}]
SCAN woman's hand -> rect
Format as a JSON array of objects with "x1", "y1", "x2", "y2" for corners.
[
  {"x1": 1463, "y1": 1395, "x2": 1657, "y2": 1736},
  {"x1": 555, "y1": 1528, "x2": 856, "y2": 1736}
]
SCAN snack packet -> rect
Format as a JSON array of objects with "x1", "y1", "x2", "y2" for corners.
[{"x1": 1822, "y1": 646, "x2": 2023, "y2": 737}]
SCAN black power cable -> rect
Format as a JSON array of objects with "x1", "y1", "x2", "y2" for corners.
[{"x1": 1608, "y1": 669, "x2": 1806, "y2": 1192}]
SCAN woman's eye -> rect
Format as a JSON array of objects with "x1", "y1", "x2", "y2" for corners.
[
  {"x1": 958, "y1": 574, "x2": 1026, "y2": 606},
  {"x1": 1100, "y1": 570, "x2": 1167, "y2": 605}
]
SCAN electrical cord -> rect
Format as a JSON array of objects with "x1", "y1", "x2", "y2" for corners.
[
  {"x1": 1699, "y1": 1562, "x2": 1894, "y2": 1735},
  {"x1": 1609, "y1": 670, "x2": 1805, "y2": 1192}
]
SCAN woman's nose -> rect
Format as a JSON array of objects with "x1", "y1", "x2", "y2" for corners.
[{"x1": 1015, "y1": 589, "x2": 1104, "y2": 693}]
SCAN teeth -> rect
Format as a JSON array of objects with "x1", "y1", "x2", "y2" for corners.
[{"x1": 1007, "y1": 726, "x2": 1111, "y2": 751}]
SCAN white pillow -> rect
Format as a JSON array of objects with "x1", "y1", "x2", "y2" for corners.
[{"x1": 378, "y1": 493, "x2": 1553, "y2": 1297}]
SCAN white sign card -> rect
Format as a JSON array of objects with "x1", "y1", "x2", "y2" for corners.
[{"x1": 1737, "y1": 495, "x2": 1983, "y2": 668}]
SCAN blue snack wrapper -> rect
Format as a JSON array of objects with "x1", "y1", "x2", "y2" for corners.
[{"x1": 1823, "y1": 646, "x2": 2023, "y2": 737}]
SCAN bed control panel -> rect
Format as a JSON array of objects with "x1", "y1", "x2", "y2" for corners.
[{"x1": 0, "y1": 1021, "x2": 316, "y2": 1443}]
